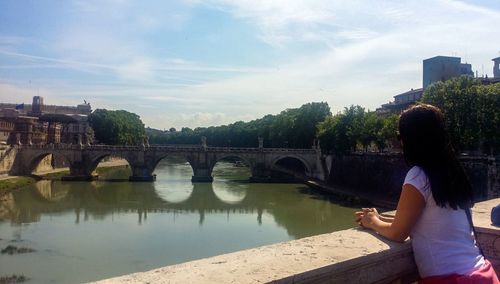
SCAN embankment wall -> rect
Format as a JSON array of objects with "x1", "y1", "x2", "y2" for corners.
[{"x1": 327, "y1": 153, "x2": 500, "y2": 205}]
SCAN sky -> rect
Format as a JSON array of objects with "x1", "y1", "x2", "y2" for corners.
[{"x1": 1, "y1": 0, "x2": 500, "y2": 129}]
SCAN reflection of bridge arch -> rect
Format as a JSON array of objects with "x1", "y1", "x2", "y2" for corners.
[
  {"x1": 212, "y1": 182, "x2": 248, "y2": 205},
  {"x1": 32, "y1": 180, "x2": 70, "y2": 202}
]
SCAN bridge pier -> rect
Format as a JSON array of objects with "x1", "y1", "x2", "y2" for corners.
[
  {"x1": 248, "y1": 163, "x2": 272, "y2": 182},
  {"x1": 129, "y1": 165, "x2": 156, "y2": 182},
  {"x1": 61, "y1": 161, "x2": 98, "y2": 181},
  {"x1": 191, "y1": 168, "x2": 213, "y2": 182}
]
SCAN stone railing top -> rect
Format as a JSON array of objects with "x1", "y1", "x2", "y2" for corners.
[
  {"x1": 92, "y1": 228, "x2": 413, "y2": 284},
  {"x1": 92, "y1": 198, "x2": 500, "y2": 284},
  {"x1": 472, "y1": 198, "x2": 500, "y2": 234}
]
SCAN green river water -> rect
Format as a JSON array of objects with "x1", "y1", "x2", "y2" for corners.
[{"x1": 0, "y1": 160, "x2": 357, "y2": 283}]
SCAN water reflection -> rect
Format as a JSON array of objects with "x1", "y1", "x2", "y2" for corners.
[
  {"x1": 0, "y1": 161, "x2": 357, "y2": 284},
  {"x1": 1, "y1": 178, "x2": 355, "y2": 239},
  {"x1": 213, "y1": 182, "x2": 247, "y2": 204}
]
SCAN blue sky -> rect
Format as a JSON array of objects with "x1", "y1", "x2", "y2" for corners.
[{"x1": 1, "y1": 0, "x2": 499, "y2": 129}]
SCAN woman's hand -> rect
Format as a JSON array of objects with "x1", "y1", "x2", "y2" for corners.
[
  {"x1": 354, "y1": 208, "x2": 379, "y2": 227},
  {"x1": 354, "y1": 184, "x2": 426, "y2": 243},
  {"x1": 360, "y1": 211, "x2": 379, "y2": 229}
]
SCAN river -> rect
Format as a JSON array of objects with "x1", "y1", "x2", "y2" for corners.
[{"x1": 0, "y1": 160, "x2": 357, "y2": 283}]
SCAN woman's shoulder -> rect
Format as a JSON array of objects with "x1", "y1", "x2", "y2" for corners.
[{"x1": 404, "y1": 166, "x2": 430, "y2": 197}]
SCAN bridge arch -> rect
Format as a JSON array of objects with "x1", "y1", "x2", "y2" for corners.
[
  {"x1": 27, "y1": 151, "x2": 72, "y2": 175},
  {"x1": 88, "y1": 153, "x2": 134, "y2": 177},
  {"x1": 211, "y1": 155, "x2": 254, "y2": 175},
  {"x1": 271, "y1": 155, "x2": 311, "y2": 175},
  {"x1": 151, "y1": 154, "x2": 195, "y2": 179}
]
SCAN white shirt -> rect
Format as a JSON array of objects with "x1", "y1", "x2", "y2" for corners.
[{"x1": 404, "y1": 166, "x2": 484, "y2": 277}]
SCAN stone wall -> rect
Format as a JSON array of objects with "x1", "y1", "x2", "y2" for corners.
[
  {"x1": 0, "y1": 146, "x2": 17, "y2": 175},
  {"x1": 327, "y1": 153, "x2": 500, "y2": 205},
  {"x1": 327, "y1": 153, "x2": 409, "y2": 205}
]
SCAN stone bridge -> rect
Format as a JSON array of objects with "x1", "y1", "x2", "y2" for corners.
[{"x1": 10, "y1": 143, "x2": 324, "y2": 182}]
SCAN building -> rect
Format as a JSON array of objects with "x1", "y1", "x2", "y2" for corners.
[
  {"x1": 60, "y1": 114, "x2": 94, "y2": 145},
  {"x1": 0, "y1": 97, "x2": 94, "y2": 145},
  {"x1": 493, "y1": 57, "x2": 500, "y2": 78},
  {"x1": 0, "y1": 97, "x2": 92, "y2": 117},
  {"x1": 377, "y1": 54, "x2": 498, "y2": 115},
  {"x1": 28, "y1": 96, "x2": 44, "y2": 117},
  {"x1": 47, "y1": 123, "x2": 62, "y2": 144},
  {"x1": 423, "y1": 56, "x2": 474, "y2": 89},
  {"x1": 378, "y1": 88, "x2": 424, "y2": 114},
  {"x1": 0, "y1": 115, "x2": 15, "y2": 144},
  {"x1": 0, "y1": 109, "x2": 39, "y2": 145}
]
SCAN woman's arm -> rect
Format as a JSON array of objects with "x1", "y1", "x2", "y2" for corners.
[
  {"x1": 359, "y1": 184, "x2": 425, "y2": 243},
  {"x1": 378, "y1": 214, "x2": 394, "y2": 223}
]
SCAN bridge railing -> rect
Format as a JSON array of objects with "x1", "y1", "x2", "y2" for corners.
[{"x1": 17, "y1": 144, "x2": 319, "y2": 154}]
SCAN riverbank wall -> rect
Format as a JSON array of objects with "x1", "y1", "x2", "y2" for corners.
[
  {"x1": 324, "y1": 153, "x2": 500, "y2": 207},
  {"x1": 0, "y1": 146, "x2": 17, "y2": 175}
]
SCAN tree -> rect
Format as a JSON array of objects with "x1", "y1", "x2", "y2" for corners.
[
  {"x1": 359, "y1": 112, "x2": 382, "y2": 151},
  {"x1": 88, "y1": 109, "x2": 145, "y2": 145},
  {"x1": 316, "y1": 105, "x2": 366, "y2": 155},
  {"x1": 375, "y1": 114, "x2": 399, "y2": 152},
  {"x1": 421, "y1": 76, "x2": 500, "y2": 153},
  {"x1": 317, "y1": 106, "x2": 400, "y2": 154}
]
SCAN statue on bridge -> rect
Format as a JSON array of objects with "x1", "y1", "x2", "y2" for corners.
[{"x1": 201, "y1": 136, "x2": 207, "y2": 150}]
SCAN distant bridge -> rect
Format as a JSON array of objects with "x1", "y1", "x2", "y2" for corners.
[{"x1": 10, "y1": 143, "x2": 324, "y2": 182}]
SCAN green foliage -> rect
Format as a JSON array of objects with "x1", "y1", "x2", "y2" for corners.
[
  {"x1": 317, "y1": 106, "x2": 399, "y2": 155},
  {"x1": 0, "y1": 177, "x2": 36, "y2": 196},
  {"x1": 376, "y1": 114, "x2": 399, "y2": 152},
  {"x1": 148, "y1": 102, "x2": 331, "y2": 148},
  {"x1": 88, "y1": 109, "x2": 145, "y2": 145},
  {"x1": 421, "y1": 76, "x2": 500, "y2": 153}
]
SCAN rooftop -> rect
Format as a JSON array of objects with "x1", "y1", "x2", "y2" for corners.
[{"x1": 393, "y1": 88, "x2": 423, "y2": 99}]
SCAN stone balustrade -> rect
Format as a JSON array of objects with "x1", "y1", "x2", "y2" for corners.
[
  {"x1": 16, "y1": 144, "x2": 319, "y2": 154},
  {"x1": 92, "y1": 198, "x2": 500, "y2": 284}
]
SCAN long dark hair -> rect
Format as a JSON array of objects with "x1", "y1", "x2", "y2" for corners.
[{"x1": 398, "y1": 104, "x2": 473, "y2": 210}]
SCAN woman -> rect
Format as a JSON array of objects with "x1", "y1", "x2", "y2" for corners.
[{"x1": 355, "y1": 104, "x2": 499, "y2": 283}]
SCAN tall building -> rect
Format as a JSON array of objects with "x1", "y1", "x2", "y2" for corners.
[
  {"x1": 28, "y1": 96, "x2": 44, "y2": 117},
  {"x1": 493, "y1": 57, "x2": 500, "y2": 78},
  {"x1": 422, "y1": 56, "x2": 473, "y2": 89}
]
